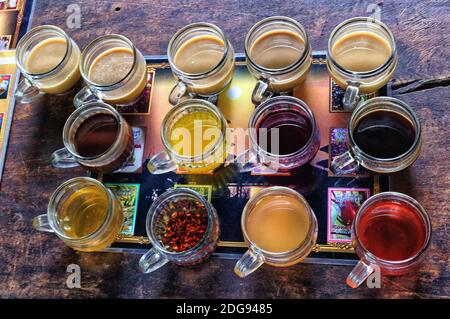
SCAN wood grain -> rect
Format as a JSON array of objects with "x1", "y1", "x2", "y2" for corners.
[{"x1": 0, "y1": 0, "x2": 448, "y2": 298}]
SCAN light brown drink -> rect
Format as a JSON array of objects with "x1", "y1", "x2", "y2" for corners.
[
  {"x1": 248, "y1": 29, "x2": 308, "y2": 92},
  {"x1": 250, "y1": 30, "x2": 305, "y2": 69},
  {"x1": 330, "y1": 30, "x2": 393, "y2": 93},
  {"x1": 331, "y1": 31, "x2": 392, "y2": 72},
  {"x1": 246, "y1": 194, "x2": 310, "y2": 254},
  {"x1": 24, "y1": 37, "x2": 80, "y2": 94},
  {"x1": 174, "y1": 35, "x2": 224, "y2": 73},
  {"x1": 87, "y1": 47, "x2": 147, "y2": 104},
  {"x1": 173, "y1": 35, "x2": 234, "y2": 95}
]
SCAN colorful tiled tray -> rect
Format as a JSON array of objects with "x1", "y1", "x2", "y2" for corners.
[{"x1": 94, "y1": 52, "x2": 391, "y2": 266}]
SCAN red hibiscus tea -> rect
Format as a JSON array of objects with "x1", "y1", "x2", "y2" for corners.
[
  {"x1": 347, "y1": 192, "x2": 431, "y2": 288},
  {"x1": 357, "y1": 199, "x2": 427, "y2": 261}
]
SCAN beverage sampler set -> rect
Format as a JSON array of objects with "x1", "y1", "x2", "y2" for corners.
[{"x1": 17, "y1": 16, "x2": 432, "y2": 288}]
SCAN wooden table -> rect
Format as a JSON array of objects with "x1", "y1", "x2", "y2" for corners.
[{"x1": 0, "y1": 0, "x2": 448, "y2": 298}]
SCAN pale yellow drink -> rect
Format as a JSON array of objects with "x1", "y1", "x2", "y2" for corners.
[
  {"x1": 24, "y1": 37, "x2": 81, "y2": 94},
  {"x1": 246, "y1": 194, "x2": 310, "y2": 259},
  {"x1": 58, "y1": 185, "x2": 123, "y2": 251}
]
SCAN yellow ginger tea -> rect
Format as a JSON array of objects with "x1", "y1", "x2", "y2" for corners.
[{"x1": 167, "y1": 110, "x2": 225, "y2": 173}]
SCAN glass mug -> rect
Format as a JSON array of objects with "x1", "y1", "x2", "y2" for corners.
[
  {"x1": 51, "y1": 101, "x2": 134, "y2": 173},
  {"x1": 15, "y1": 25, "x2": 81, "y2": 103},
  {"x1": 331, "y1": 97, "x2": 421, "y2": 174},
  {"x1": 245, "y1": 16, "x2": 312, "y2": 104},
  {"x1": 167, "y1": 22, "x2": 235, "y2": 105},
  {"x1": 74, "y1": 34, "x2": 147, "y2": 107},
  {"x1": 327, "y1": 17, "x2": 398, "y2": 110},
  {"x1": 147, "y1": 99, "x2": 228, "y2": 174},
  {"x1": 238, "y1": 96, "x2": 320, "y2": 173},
  {"x1": 234, "y1": 187, "x2": 318, "y2": 277},
  {"x1": 32, "y1": 177, "x2": 124, "y2": 252},
  {"x1": 347, "y1": 192, "x2": 432, "y2": 288},
  {"x1": 139, "y1": 188, "x2": 220, "y2": 273}
]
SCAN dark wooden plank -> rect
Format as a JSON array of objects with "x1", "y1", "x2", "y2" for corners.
[
  {"x1": 0, "y1": 0, "x2": 448, "y2": 298},
  {"x1": 29, "y1": 0, "x2": 450, "y2": 84}
]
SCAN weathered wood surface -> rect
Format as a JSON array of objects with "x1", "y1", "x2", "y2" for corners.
[{"x1": 0, "y1": 0, "x2": 448, "y2": 298}]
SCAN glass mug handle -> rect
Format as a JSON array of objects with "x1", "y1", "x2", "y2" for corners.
[
  {"x1": 251, "y1": 78, "x2": 273, "y2": 105},
  {"x1": 32, "y1": 214, "x2": 54, "y2": 233},
  {"x1": 147, "y1": 150, "x2": 177, "y2": 174},
  {"x1": 139, "y1": 248, "x2": 169, "y2": 273},
  {"x1": 346, "y1": 260, "x2": 376, "y2": 288},
  {"x1": 234, "y1": 249, "x2": 265, "y2": 278},
  {"x1": 73, "y1": 86, "x2": 102, "y2": 108},
  {"x1": 342, "y1": 81, "x2": 360, "y2": 111},
  {"x1": 15, "y1": 78, "x2": 42, "y2": 103},
  {"x1": 168, "y1": 81, "x2": 188, "y2": 105},
  {"x1": 51, "y1": 147, "x2": 79, "y2": 168},
  {"x1": 236, "y1": 149, "x2": 263, "y2": 173},
  {"x1": 331, "y1": 150, "x2": 360, "y2": 175}
]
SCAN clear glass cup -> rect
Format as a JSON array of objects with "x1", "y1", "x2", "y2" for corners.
[
  {"x1": 74, "y1": 34, "x2": 147, "y2": 107},
  {"x1": 347, "y1": 192, "x2": 432, "y2": 288},
  {"x1": 32, "y1": 177, "x2": 124, "y2": 252},
  {"x1": 331, "y1": 97, "x2": 421, "y2": 174},
  {"x1": 167, "y1": 22, "x2": 235, "y2": 105},
  {"x1": 245, "y1": 16, "x2": 312, "y2": 105},
  {"x1": 147, "y1": 99, "x2": 228, "y2": 174},
  {"x1": 238, "y1": 96, "x2": 320, "y2": 173},
  {"x1": 139, "y1": 188, "x2": 220, "y2": 273},
  {"x1": 51, "y1": 101, "x2": 134, "y2": 173},
  {"x1": 234, "y1": 187, "x2": 318, "y2": 277},
  {"x1": 15, "y1": 25, "x2": 81, "y2": 103},
  {"x1": 327, "y1": 17, "x2": 398, "y2": 110}
]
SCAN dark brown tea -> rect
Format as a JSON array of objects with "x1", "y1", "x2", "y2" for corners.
[
  {"x1": 257, "y1": 110, "x2": 312, "y2": 155},
  {"x1": 74, "y1": 113, "x2": 119, "y2": 157},
  {"x1": 353, "y1": 110, "x2": 416, "y2": 159}
]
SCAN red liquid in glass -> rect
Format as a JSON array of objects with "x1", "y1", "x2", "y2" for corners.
[
  {"x1": 358, "y1": 200, "x2": 426, "y2": 261},
  {"x1": 257, "y1": 109, "x2": 312, "y2": 155}
]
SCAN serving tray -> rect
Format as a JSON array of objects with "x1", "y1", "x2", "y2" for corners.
[{"x1": 95, "y1": 52, "x2": 391, "y2": 266}]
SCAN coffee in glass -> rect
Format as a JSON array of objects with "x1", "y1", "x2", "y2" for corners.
[
  {"x1": 327, "y1": 17, "x2": 398, "y2": 110},
  {"x1": 15, "y1": 25, "x2": 81, "y2": 103},
  {"x1": 52, "y1": 101, "x2": 134, "y2": 173}
]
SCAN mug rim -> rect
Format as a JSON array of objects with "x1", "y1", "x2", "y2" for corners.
[
  {"x1": 79, "y1": 34, "x2": 139, "y2": 89},
  {"x1": 167, "y1": 22, "x2": 231, "y2": 79},
  {"x1": 348, "y1": 96, "x2": 422, "y2": 163},
  {"x1": 145, "y1": 188, "x2": 216, "y2": 256},
  {"x1": 327, "y1": 17, "x2": 397, "y2": 77},
  {"x1": 244, "y1": 16, "x2": 311, "y2": 75},
  {"x1": 47, "y1": 177, "x2": 114, "y2": 241},
  {"x1": 240, "y1": 186, "x2": 317, "y2": 258},
  {"x1": 160, "y1": 98, "x2": 227, "y2": 162},
  {"x1": 16, "y1": 25, "x2": 73, "y2": 78},
  {"x1": 62, "y1": 101, "x2": 126, "y2": 161},
  {"x1": 248, "y1": 96, "x2": 318, "y2": 158},
  {"x1": 353, "y1": 191, "x2": 432, "y2": 266}
]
